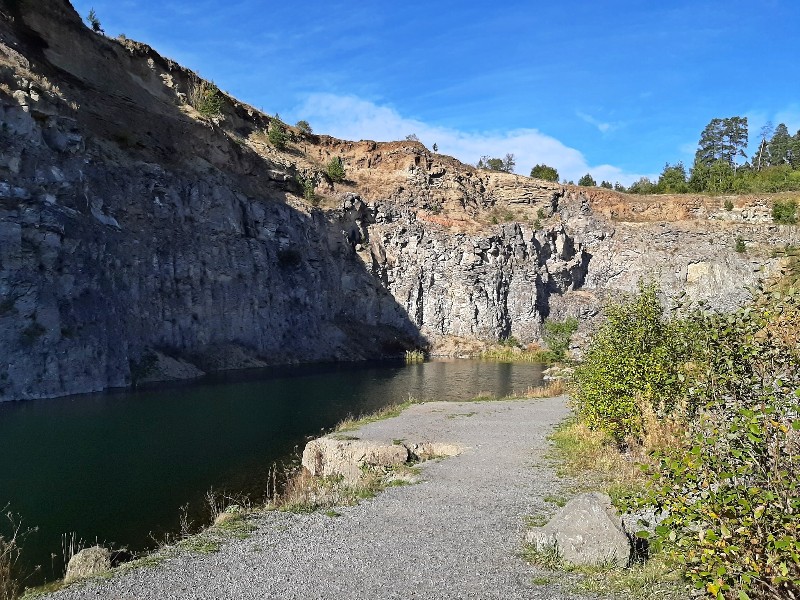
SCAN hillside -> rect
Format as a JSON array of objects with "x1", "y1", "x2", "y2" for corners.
[{"x1": 1, "y1": 0, "x2": 798, "y2": 401}]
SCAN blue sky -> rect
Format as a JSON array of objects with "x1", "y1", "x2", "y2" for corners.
[{"x1": 72, "y1": 0, "x2": 800, "y2": 185}]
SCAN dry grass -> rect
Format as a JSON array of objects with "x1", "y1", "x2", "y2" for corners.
[
  {"x1": 0, "y1": 511, "x2": 34, "y2": 600},
  {"x1": 548, "y1": 419, "x2": 648, "y2": 502},
  {"x1": 543, "y1": 419, "x2": 691, "y2": 599},
  {"x1": 478, "y1": 345, "x2": 552, "y2": 363},
  {"x1": 525, "y1": 380, "x2": 566, "y2": 398},
  {"x1": 268, "y1": 469, "x2": 385, "y2": 514}
]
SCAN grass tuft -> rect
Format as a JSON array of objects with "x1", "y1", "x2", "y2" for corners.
[{"x1": 334, "y1": 398, "x2": 419, "y2": 432}]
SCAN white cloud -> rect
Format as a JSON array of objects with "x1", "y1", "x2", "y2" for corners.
[
  {"x1": 292, "y1": 93, "x2": 652, "y2": 186},
  {"x1": 576, "y1": 111, "x2": 613, "y2": 134}
]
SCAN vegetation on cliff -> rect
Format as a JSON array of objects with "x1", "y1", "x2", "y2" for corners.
[
  {"x1": 571, "y1": 265, "x2": 800, "y2": 599},
  {"x1": 581, "y1": 116, "x2": 800, "y2": 197}
]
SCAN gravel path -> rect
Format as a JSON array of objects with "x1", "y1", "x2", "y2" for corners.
[{"x1": 44, "y1": 396, "x2": 591, "y2": 600}]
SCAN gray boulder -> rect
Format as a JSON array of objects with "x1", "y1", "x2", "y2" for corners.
[
  {"x1": 525, "y1": 492, "x2": 631, "y2": 567},
  {"x1": 65, "y1": 546, "x2": 111, "y2": 582}
]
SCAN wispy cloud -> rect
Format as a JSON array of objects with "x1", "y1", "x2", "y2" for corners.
[
  {"x1": 293, "y1": 94, "x2": 652, "y2": 186},
  {"x1": 576, "y1": 111, "x2": 614, "y2": 134}
]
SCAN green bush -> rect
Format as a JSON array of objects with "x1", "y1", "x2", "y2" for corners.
[
  {"x1": 268, "y1": 119, "x2": 287, "y2": 150},
  {"x1": 299, "y1": 176, "x2": 316, "y2": 205},
  {"x1": 295, "y1": 120, "x2": 312, "y2": 135},
  {"x1": 772, "y1": 198, "x2": 798, "y2": 224},
  {"x1": 644, "y1": 285, "x2": 800, "y2": 599},
  {"x1": 326, "y1": 157, "x2": 346, "y2": 183},
  {"x1": 735, "y1": 236, "x2": 746, "y2": 253},
  {"x1": 188, "y1": 79, "x2": 223, "y2": 119},
  {"x1": 542, "y1": 317, "x2": 578, "y2": 360},
  {"x1": 572, "y1": 282, "x2": 690, "y2": 442},
  {"x1": 724, "y1": 198, "x2": 734, "y2": 211}
]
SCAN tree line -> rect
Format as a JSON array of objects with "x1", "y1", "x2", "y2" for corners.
[{"x1": 556, "y1": 117, "x2": 800, "y2": 194}]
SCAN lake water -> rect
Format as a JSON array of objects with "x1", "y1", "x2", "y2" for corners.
[{"x1": 0, "y1": 359, "x2": 544, "y2": 584}]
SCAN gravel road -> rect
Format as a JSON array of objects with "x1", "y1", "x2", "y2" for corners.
[{"x1": 43, "y1": 396, "x2": 592, "y2": 600}]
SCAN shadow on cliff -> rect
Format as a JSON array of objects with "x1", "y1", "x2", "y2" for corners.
[{"x1": 0, "y1": 0, "x2": 428, "y2": 400}]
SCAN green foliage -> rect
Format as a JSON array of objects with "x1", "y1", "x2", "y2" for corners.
[
  {"x1": 724, "y1": 198, "x2": 734, "y2": 211},
  {"x1": 734, "y1": 236, "x2": 746, "y2": 253},
  {"x1": 642, "y1": 285, "x2": 800, "y2": 599},
  {"x1": 694, "y1": 116, "x2": 748, "y2": 169},
  {"x1": 326, "y1": 156, "x2": 346, "y2": 183},
  {"x1": 86, "y1": 8, "x2": 102, "y2": 32},
  {"x1": 657, "y1": 162, "x2": 688, "y2": 193},
  {"x1": 577, "y1": 173, "x2": 596, "y2": 187},
  {"x1": 572, "y1": 282, "x2": 690, "y2": 442},
  {"x1": 600, "y1": 180, "x2": 612, "y2": 189},
  {"x1": 478, "y1": 154, "x2": 515, "y2": 173},
  {"x1": 530, "y1": 163, "x2": 560, "y2": 182},
  {"x1": 543, "y1": 317, "x2": 578, "y2": 360},
  {"x1": 298, "y1": 176, "x2": 316, "y2": 204},
  {"x1": 772, "y1": 197, "x2": 798, "y2": 224},
  {"x1": 627, "y1": 177, "x2": 657, "y2": 194},
  {"x1": 188, "y1": 79, "x2": 223, "y2": 119},
  {"x1": 295, "y1": 120, "x2": 312, "y2": 135},
  {"x1": 268, "y1": 118, "x2": 287, "y2": 150}
]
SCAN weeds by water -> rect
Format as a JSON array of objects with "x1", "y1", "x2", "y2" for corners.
[
  {"x1": 0, "y1": 510, "x2": 38, "y2": 600},
  {"x1": 335, "y1": 397, "x2": 420, "y2": 432}
]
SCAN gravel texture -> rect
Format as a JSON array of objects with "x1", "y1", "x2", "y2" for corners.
[{"x1": 43, "y1": 396, "x2": 591, "y2": 600}]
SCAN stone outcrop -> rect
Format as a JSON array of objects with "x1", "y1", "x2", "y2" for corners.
[
  {"x1": 301, "y1": 436, "x2": 460, "y2": 482},
  {"x1": 64, "y1": 546, "x2": 111, "y2": 582},
  {"x1": 525, "y1": 492, "x2": 631, "y2": 567},
  {"x1": 1, "y1": 0, "x2": 798, "y2": 401}
]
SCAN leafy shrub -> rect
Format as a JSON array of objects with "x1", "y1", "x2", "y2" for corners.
[
  {"x1": 644, "y1": 284, "x2": 800, "y2": 599},
  {"x1": 542, "y1": 317, "x2": 578, "y2": 360},
  {"x1": 326, "y1": 157, "x2": 345, "y2": 183},
  {"x1": 188, "y1": 79, "x2": 223, "y2": 119},
  {"x1": 295, "y1": 120, "x2": 312, "y2": 135},
  {"x1": 572, "y1": 282, "x2": 690, "y2": 442},
  {"x1": 530, "y1": 163, "x2": 559, "y2": 182},
  {"x1": 735, "y1": 236, "x2": 746, "y2": 253},
  {"x1": 772, "y1": 198, "x2": 798, "y2": 224},
  {"x1": 724, "y1": 198, "x2": 734, "y2": 211}
]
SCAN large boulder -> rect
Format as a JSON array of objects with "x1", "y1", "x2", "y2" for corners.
[
  {"x1": 525, "y1": 492, "x2": 631, "y2": 567},
  {"x1": 65, "y1": 546, "x2": 111, "y2": 582},
  {"x1": 302, "y1": 437, "x2": 409, "y2": 482}
]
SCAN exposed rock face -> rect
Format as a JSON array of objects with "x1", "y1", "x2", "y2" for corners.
[
  {"x1": 64, "y1": 546, "x2": 111, "y2": 582},
  {"x1": 1, "y1": 1, "x2": 798, "y2": 401},
  {"x1": 525, "y1": 492, "x2": 631, "y2": 567}
]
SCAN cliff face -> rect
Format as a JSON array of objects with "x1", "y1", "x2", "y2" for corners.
[{"x1": 1, "y1": 0, "x2": 798, "y2": 401}]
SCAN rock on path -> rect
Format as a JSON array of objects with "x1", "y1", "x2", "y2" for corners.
[{"x1": 44, "y1": 396, "x2": 591, "y2": 600}]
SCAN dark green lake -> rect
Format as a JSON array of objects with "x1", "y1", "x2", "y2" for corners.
[{"x1": 0, "y1": 359, "x2": 543, "y2": 584}]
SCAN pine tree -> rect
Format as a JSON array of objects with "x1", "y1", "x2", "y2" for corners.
[{"x1": 768, "y1": 123, "x2": 792, "y2": 166}]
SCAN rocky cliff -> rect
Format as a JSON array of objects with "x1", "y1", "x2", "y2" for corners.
[{"x1": 1, "y1": 0, "x2": 798, "y2": 401}]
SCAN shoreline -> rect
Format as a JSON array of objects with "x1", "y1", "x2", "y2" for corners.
[{"x1": 35, "y1": 395, "x2": 587, "y2": 600}]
